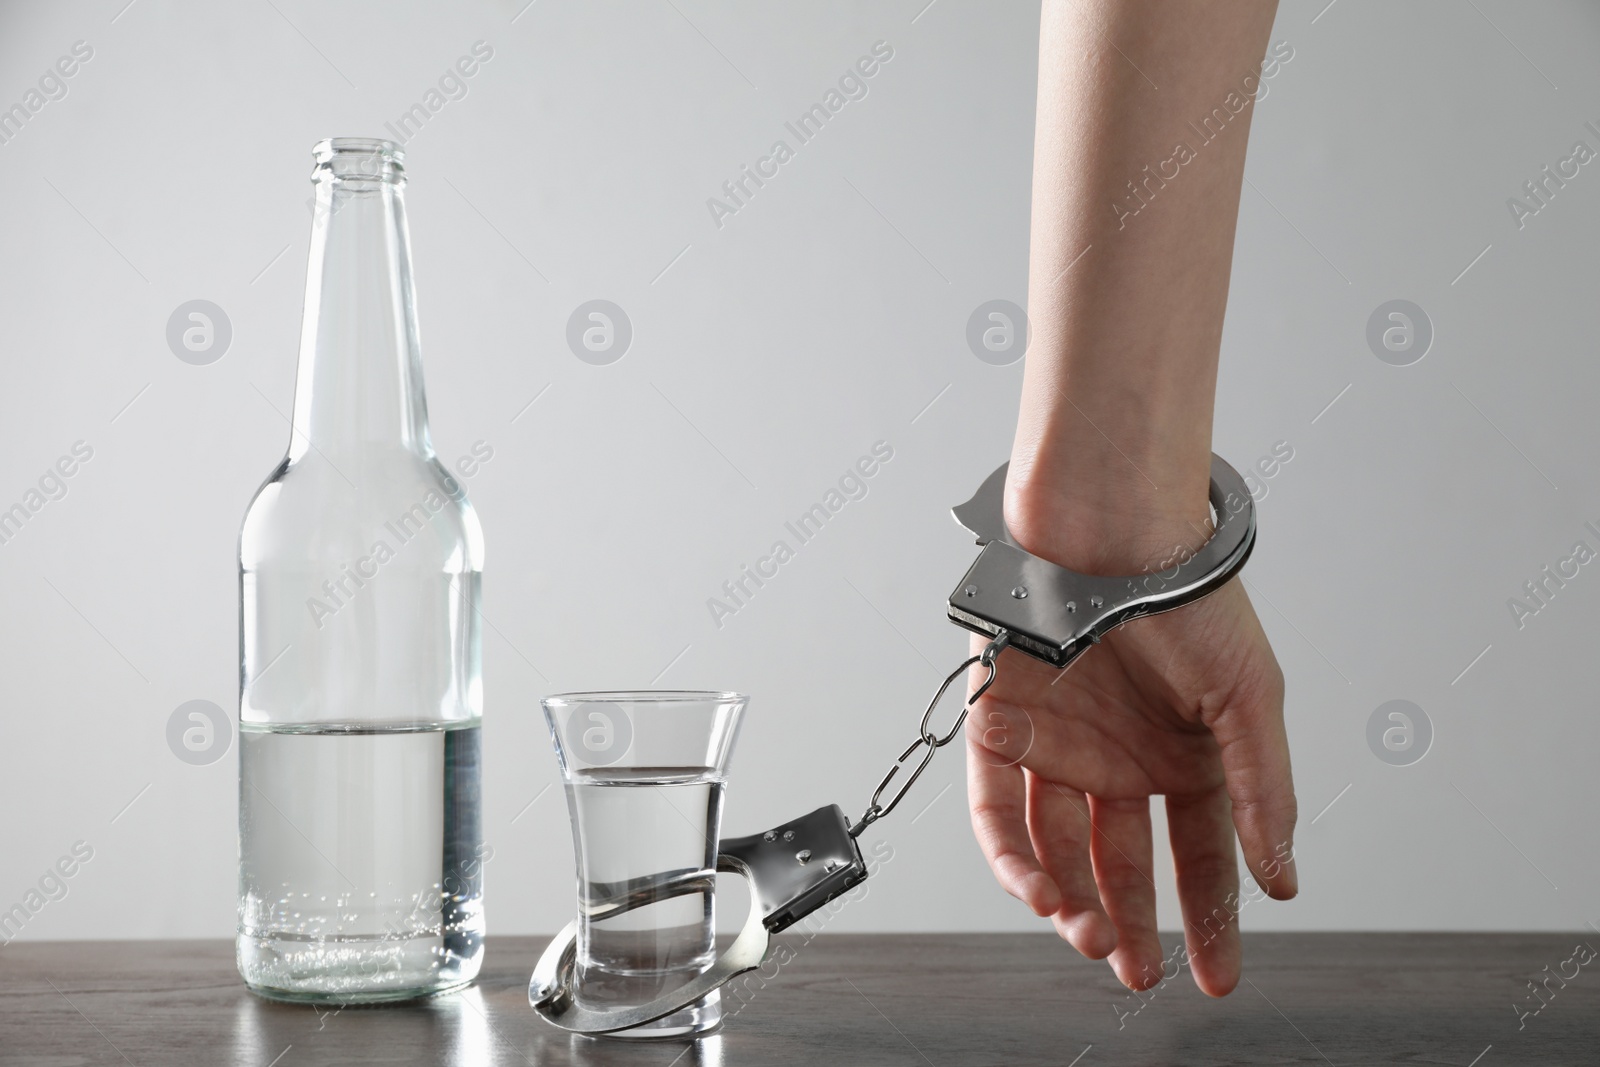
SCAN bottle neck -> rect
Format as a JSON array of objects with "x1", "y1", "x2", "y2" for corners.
[{"x1": 290, "y1": 174, "x2": 432, "y2": 466}]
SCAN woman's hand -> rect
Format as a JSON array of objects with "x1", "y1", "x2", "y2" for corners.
[{"x1": 965, "y1": 555, "x2": 1297, "y2": 997}]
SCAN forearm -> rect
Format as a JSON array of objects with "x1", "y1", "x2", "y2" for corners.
[{"x1": 1009, "y1": 0, "x2": 1279, "y2": 574}]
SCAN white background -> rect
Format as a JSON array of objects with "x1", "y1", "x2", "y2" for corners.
[{"x1": 1, "y1": 0, "x2": 1597, "y2": 942}]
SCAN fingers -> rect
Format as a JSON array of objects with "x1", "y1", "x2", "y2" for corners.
[
  {"x1": 1167, "y1": 787, "x2": 1242, "y2": 997},
  {"x1": 1088, "y1": 795, "x2": 1163, "y2": 990},
  {"x1": 1025, "y1": 774, "x2": 1116, "y2": 959},
  {"x1": 967, "y1": 737, "x2": 1061, "y2": 916},
  {"x1": 1203, "y1": 582, "x2": 1299, "y2": 899}
]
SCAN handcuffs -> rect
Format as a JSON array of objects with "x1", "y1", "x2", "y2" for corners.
[{"x1": 531, "y1": 454, "x2": 1257, "y2": 1033}]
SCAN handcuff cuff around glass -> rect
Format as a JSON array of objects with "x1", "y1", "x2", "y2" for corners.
[{"x1": 531, "y1": 454, "x2": 1257, "y2": 1033}]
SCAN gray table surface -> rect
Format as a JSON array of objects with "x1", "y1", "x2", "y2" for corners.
[{"x1": 1, "y1": 934, "x2": 1596, "y2": 1065}]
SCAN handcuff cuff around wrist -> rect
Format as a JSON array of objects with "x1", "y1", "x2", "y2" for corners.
[{"x1": 531, "y1": 453, "x2": 1257, "y2": 1033}]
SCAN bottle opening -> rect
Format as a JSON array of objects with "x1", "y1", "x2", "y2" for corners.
[{"x1": 312, "y1": 137, "x2": 404, "y2": 185}]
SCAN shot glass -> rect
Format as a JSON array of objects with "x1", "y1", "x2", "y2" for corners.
[{"x1": 541, "y1": 691, "x2": 747, "y2": 1038}]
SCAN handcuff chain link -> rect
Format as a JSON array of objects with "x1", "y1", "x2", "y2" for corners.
[{"x1": 848, "y1": 631, "x2": 1010, "y2": 837}]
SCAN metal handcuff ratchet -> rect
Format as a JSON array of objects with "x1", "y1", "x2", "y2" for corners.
[{"x1": 530, "y1": 453, "x2": 1257, "y2": 1033}]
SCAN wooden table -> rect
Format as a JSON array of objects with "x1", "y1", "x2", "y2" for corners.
[{"x1": 2, "y1": 934, "x2": 1595, "y2": 1065}]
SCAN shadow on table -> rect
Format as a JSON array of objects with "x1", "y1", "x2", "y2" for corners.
[{"x1": 230, "y1": 985, "x2": 723, "y2": 1066}]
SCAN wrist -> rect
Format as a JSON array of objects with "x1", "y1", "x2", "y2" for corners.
[
  {"x1": 1004, "y1": 434, "x2": 1214, "y2": 578},
  {"x1": 1006, "y1": 328, "x2": 1218, "y2": 576}
]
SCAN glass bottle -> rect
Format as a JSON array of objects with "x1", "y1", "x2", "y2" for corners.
[{"x1": 237, "y1": 138, "x2": 485, "y2": 1003}]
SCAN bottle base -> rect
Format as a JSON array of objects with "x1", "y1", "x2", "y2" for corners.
[
  {"x1": 237, "y1": 928, "x2": 484, "y2": 1005},
  {"x1": 244, "y1": 977, "x2": 476, "y2": 1006}
]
